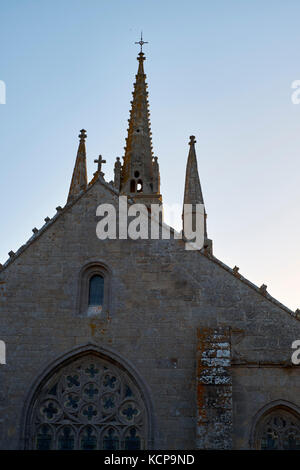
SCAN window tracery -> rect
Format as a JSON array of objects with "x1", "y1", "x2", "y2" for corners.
[
  {"x1": 255, "y1": 408, "x2": 300, "y2": 450},
  {"x1": 29, "y1": 355, "x2": 146, "y2": 450}
]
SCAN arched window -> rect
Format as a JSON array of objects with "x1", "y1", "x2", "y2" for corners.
[
  {"x1": 25, "y1": 353, "x2": 148, "y2": 450},
  {"x1": 77, "y1": 263, "x2": 110, "y2": 316},
  {"x1": 88, "y1": 275, "x2": 104, "y2": 306},
  {"x1": 254, "y1": 407, "x2": 300, "y2": 450}
]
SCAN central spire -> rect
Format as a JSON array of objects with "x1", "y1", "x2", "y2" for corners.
[{"x1": 117, "y1": 37, "x2": 162, "y2": 205}]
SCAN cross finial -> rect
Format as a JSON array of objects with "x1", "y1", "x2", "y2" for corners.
[
  {"x1": 94, "y1": 155, "x2": 106, "y2": 175},
  {"x1": 135, "y1": 31, "x2": 148, "y2": 53},
  {"x1": 189, "y1": 135, "x2": 196, "y2": 145},
  {"x1": 79, "y1": 129, "x2": 87, "y2": 142}
]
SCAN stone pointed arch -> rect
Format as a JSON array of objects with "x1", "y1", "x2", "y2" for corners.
[
  {"x1": 250, "y1": 400, "x2": 300, "y2": 450},
  {"x1": 20, "y1": 344, "x2": 155, "y2": 449}
]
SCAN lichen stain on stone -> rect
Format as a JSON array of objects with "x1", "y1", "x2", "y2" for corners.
[
  {"x1": 89, "y1": 317, "x2": 110, "y2": 337},
  {"x1": 89, "y1": 323, "x2": 96, "y2": 336},
  {"x1": 196, "y1": 327, "x2": 232, "y2": 448},
  {"x1": 197, "y1": 328, "x2": 209, "y2": 426}
]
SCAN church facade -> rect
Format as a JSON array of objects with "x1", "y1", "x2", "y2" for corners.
[{"x1": 0, "y1": 45, "x2": 300, "y2": 450}]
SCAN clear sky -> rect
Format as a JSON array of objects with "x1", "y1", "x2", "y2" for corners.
[{"x1": 0, "y1": 0, "x2": 299, "y2": 310}]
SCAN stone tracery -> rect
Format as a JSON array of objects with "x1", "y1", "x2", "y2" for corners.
[
  {"x1": 28, "y1": 354, "x2": 146, "y2": 450},
  {"x1": 255, "y1": 408, "x2": 300, "y2": 450}
]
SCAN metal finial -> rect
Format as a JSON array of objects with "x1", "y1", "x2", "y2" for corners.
[{"x1": 135, "y1": 31, "x2": 148, "y2": 53}]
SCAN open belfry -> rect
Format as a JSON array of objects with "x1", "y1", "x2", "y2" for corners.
[{"x1": 0, "y1": 37, "x2": 300, "y2": 450}]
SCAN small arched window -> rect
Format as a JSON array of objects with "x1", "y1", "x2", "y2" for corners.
[
  {"x1": 77, "y1": 262, "x2": 110, "y2": 316},
  {"x1": 88, "y1": 274, "x2": 104, "y2": 306},
  {"x1": 137, "y1": 180, "x2": 143, "y2": 192}
]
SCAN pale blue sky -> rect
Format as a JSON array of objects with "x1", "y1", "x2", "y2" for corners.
[{"x1": 0, "y1": 0, "x2": 299, "y2": 310}]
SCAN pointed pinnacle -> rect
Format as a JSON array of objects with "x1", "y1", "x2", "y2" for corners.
[{"x1": 67, "y1": 129, "x2": 88, "y2": 202}]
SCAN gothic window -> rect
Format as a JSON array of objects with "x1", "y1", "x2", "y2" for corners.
[
  {"x1": 255, "y1": 407, "x2": 300, "y2": 450},
  {"x1": 78, "y1": 263, "x2": 110, "y2": 316},
  {"x1": 88, "y1": 275, "x2": 104, "y2": 307},
  {"x1": 137, "y1": 180, "x2": 143, "y2": 192},
  {"x1": 27, "y1": 354, "x2": 147, "y2": 450}
]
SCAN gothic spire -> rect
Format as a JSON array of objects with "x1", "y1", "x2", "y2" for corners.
[
  {"x1": 183, "y1": 136, "x2": 210, "y2": 245},
  {"x1": 183, "y1": 136, "x2": 204, "y2": 206},
  {"x1": 67, "y1": 129, "x2": 88, "y2": 202},
  {"x1": 119, "y1": 38, "x2": 161, "y2": 205}
]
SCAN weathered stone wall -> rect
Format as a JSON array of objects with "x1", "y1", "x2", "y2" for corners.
[
  {"x1": 0, "y1": 180, "x2": 300, "y2": 449},
  {"x1": 196, "y1": 327, "x2": 232, "y2": 449}
]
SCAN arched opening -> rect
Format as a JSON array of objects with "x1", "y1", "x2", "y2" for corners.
[
  {"x1": 130, "y1": 180, "x2": 136, "y2": 192},
  {"x1": 77, "y1": 262, "x2": 110, "y2": 316},
  {"x1": 22, "y1": 348, "x2": 153, "y2": 450},
  {"x1": 253, "y1": 405, "x2": 300, "y2": 450}
]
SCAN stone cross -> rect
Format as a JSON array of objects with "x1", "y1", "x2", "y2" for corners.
[{"x1": 94, "y1": 155, "x2": 106, "y2": 175}]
